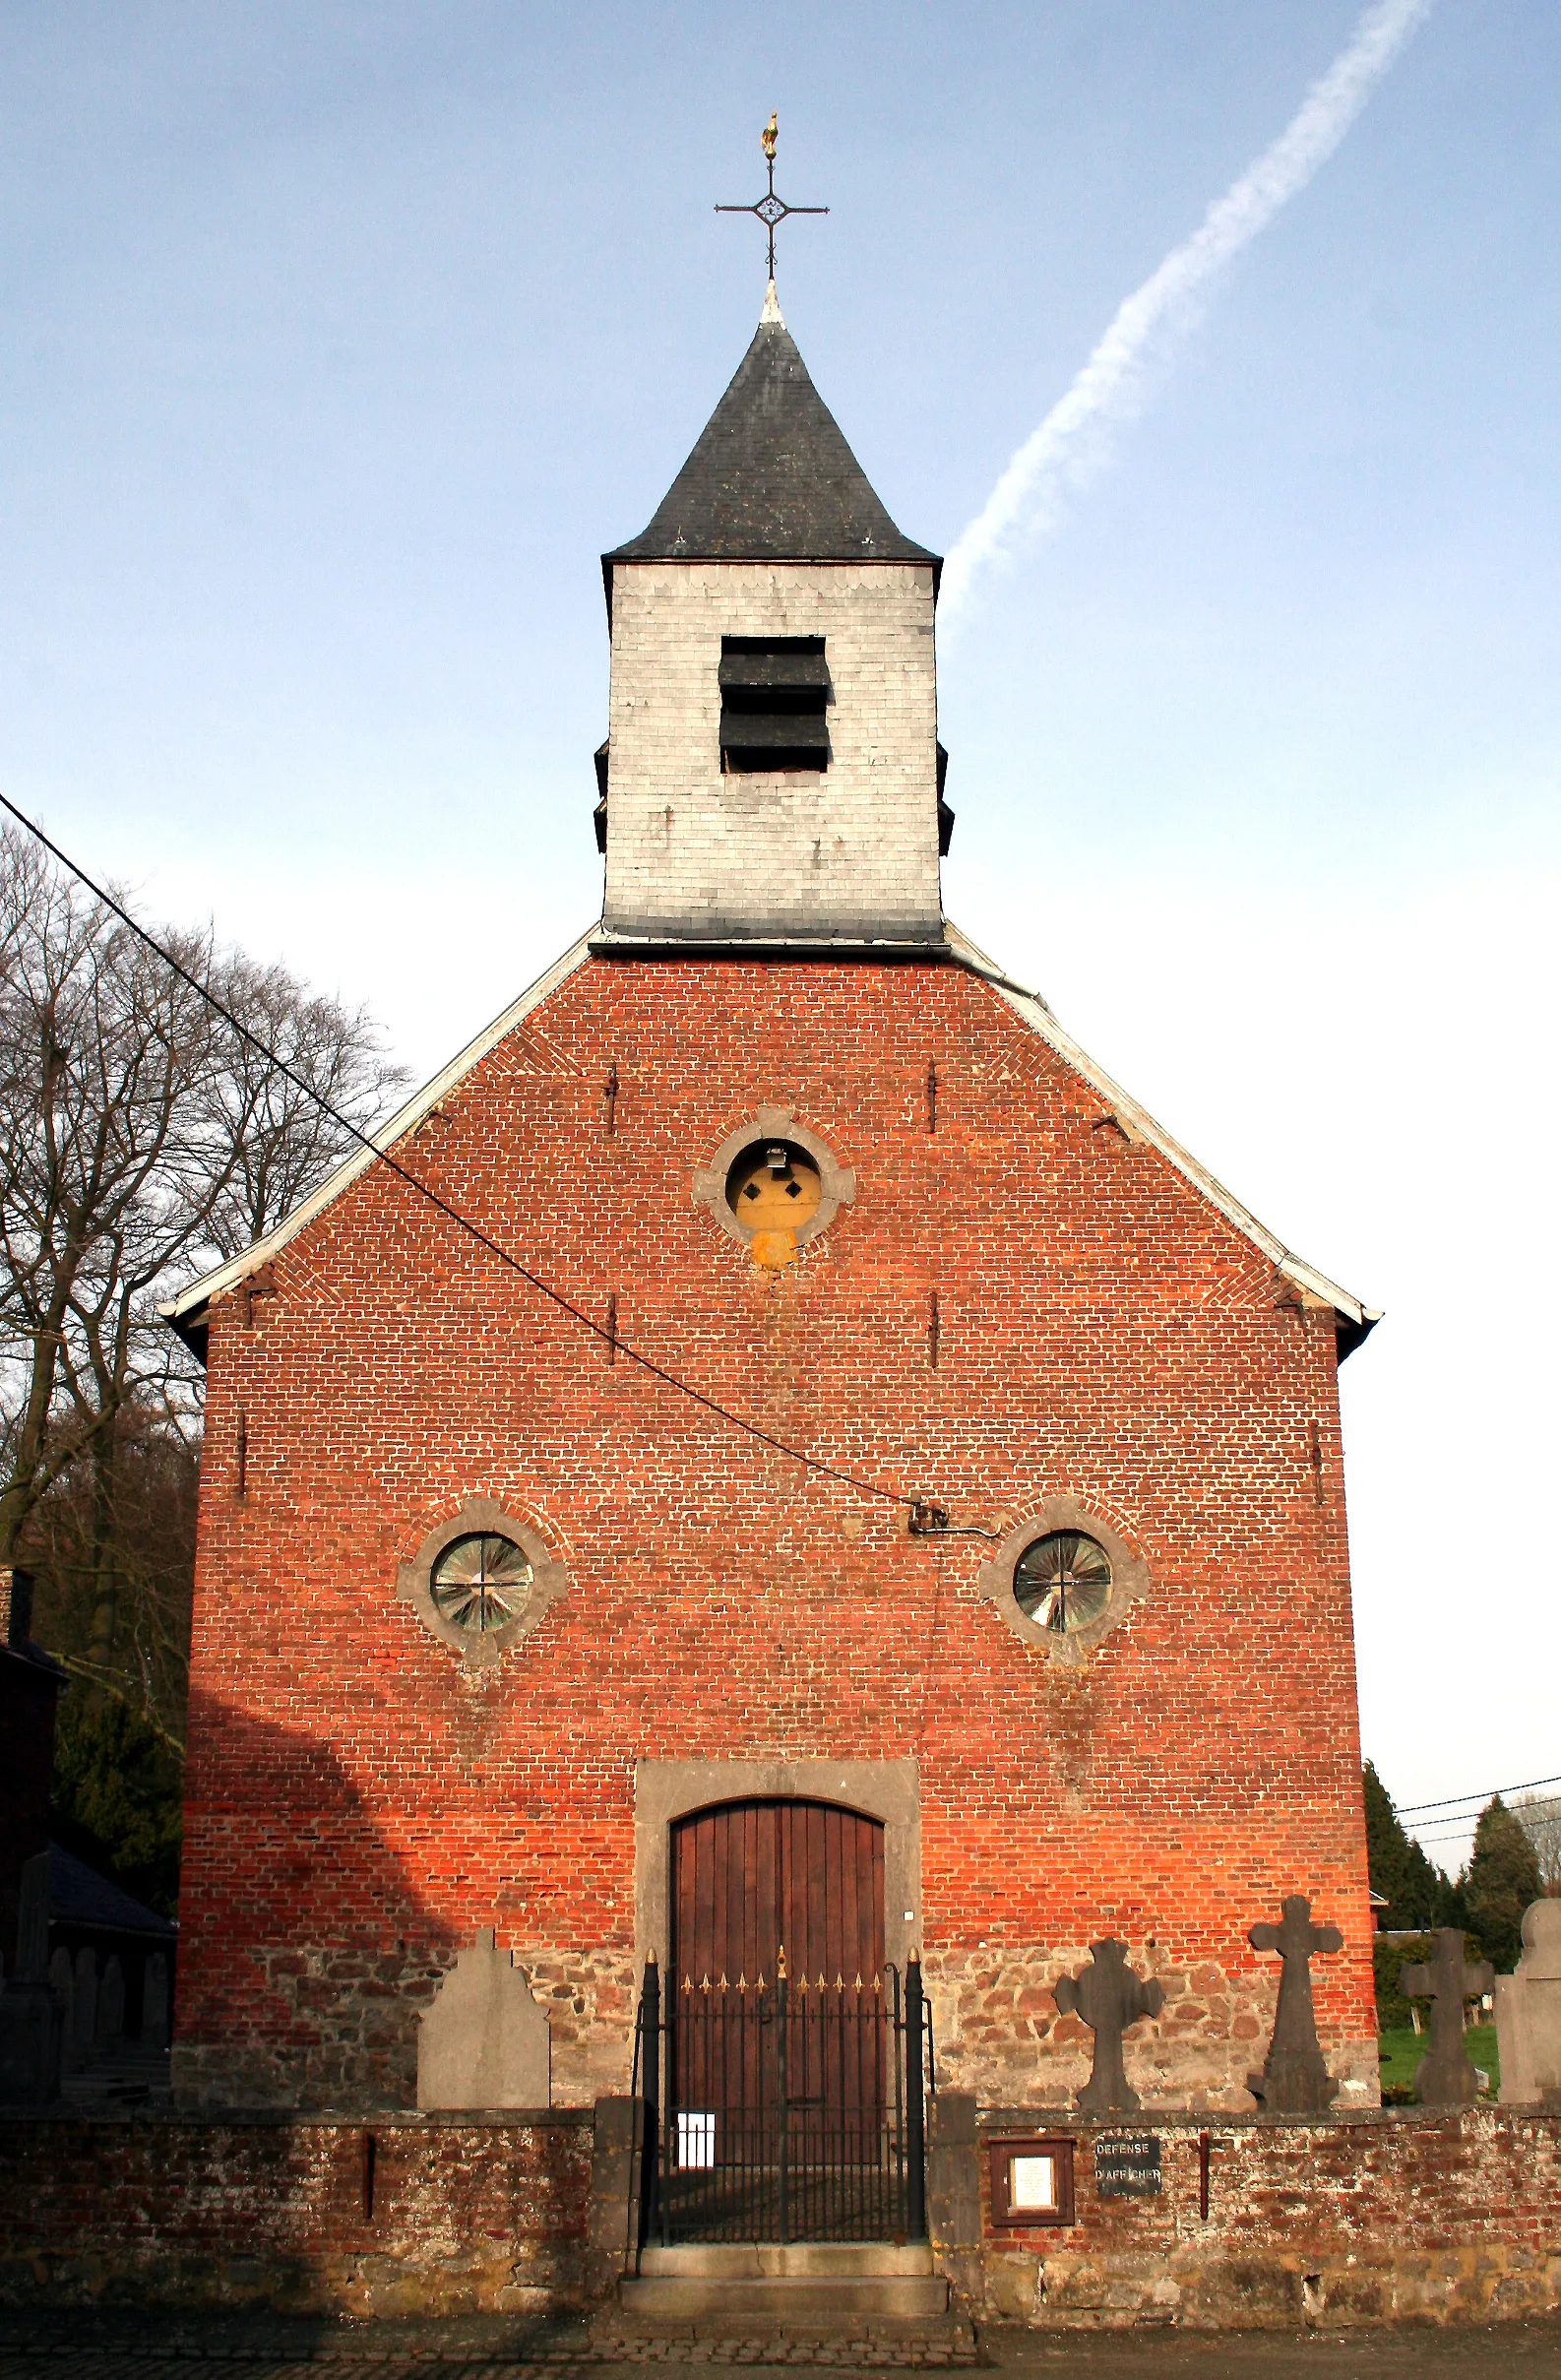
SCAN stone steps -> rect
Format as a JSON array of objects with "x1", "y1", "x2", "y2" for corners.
[{"x1": 612, "y1": 2239, "x2": 965, "y2": 2346}]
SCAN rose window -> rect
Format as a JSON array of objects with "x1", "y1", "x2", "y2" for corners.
[
  {"x1": 429, "y1": 1534, "x2": 533, "y2": 1633},
  {"x1": 1012, "y1": 1532, "x2": 1112, "y2": 1635}
]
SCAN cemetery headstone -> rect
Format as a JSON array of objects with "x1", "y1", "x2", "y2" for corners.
[
  {"x1": 95, "y1": 1954, "x2": 125, "y2": 2046},
  {"x1": 72, "y1": 1948, "x2": 96, "y2": 2058},
  {"x1": 416, "y1": 1929, "x2": 551, "y2": 2108},
  {"x1": 0, "y1": 1853, "x2": 61, "y2": 2104},
  {"x1": 1400, "y1": 1927, "x2": 1494, "y2": 2104},
  {"x1": 1495, "y1": 1899, "x2": 1561, "y2": 2107},
  {"x1": 48, "y1": 1949, "x2": 80, "y2": 2072},
  {"x1": 143, "y1": 1953, "x2": 170, "y2": 2050},
  {"x1": 1246, "y1": 1893, "x2": 1342, "y2": 2111},
  {"x1": 1054, "y1": 1939, "x2": 1164, "y2": 2114}
]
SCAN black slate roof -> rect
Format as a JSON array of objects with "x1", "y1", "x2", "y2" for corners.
[
  {"x1": 605, "y1": 317, "x2": 938, "y2": 578},
  {"x1": 49, "y1": 1843, "x2": 176, "y2": 1938}
]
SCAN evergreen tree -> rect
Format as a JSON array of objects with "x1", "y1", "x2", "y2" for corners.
[
  {"x1": 1464, "y1": 1795, "x2": 1542, "y2": 1973},
  {"x1": 50, "y1": 1692, "x2": 182, "y2": 1915},
  {"x1": 1362, "y1": 1760, "x2": 1444, "y2": 1927}
]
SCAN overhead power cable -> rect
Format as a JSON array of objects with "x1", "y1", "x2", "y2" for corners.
[
  {"x1": 1, "y1": 793, "x2": 924, "y2": 1516},
  {"x1": 1398, "y1": 1772, "x2": 1561, "y2": 1817}
]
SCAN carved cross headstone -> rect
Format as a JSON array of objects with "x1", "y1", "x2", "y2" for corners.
[
  {"x1": 1400, "y1": 1928, "x2": 1494, "y2": 2104},
  {"x1": 1247, "y1": 1894, "x2": 1342, "y2": 2111},
  {"x1": 1054, "y1": 1939, "x2": 1164, "y2": 2114}
]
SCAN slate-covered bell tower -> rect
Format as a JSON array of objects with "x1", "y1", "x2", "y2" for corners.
[{"x1": 595, "y1": 287, "x2": 947, "y2": 950}]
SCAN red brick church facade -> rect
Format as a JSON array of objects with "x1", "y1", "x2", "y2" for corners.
[{"x1": 165, "y1": 288, "x2": 1379, "y2": 2122}]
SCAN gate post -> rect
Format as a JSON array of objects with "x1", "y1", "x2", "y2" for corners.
[
  {"x1": 638, "y1": 1955, "x2": 661, "y2": 2249},
  {"x1": 777, "y1": 1955, "x2": 790, "y2": 2245},
  {"x1": 905, "y1": 1950, "x2": 928, "y2": 2241}
]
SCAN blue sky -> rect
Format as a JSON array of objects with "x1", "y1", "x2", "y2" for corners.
[{"x1": 2, "y1": 2, "x2": 1556, "y2": 1866}]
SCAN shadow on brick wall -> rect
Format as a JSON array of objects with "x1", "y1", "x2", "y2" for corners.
[{"x1": 174, "y1": 1690, "x2": 462, "y2": 2112}]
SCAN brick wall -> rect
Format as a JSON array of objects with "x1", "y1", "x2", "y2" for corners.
[
  {"x1": 603, "y1": 561, "x2": 943, "y2": 939},
  {"x1": 177, "y1": 953, "x2": 1374, "y2": 2112},
  {"x1": 965, "y1": 2105, "x2": 1561, "y2": 2329},
  {"x1": 4, "y1": 2105, "x2": 1557, "y2": 2331},
  {"x1": 0, "y1": 2111, "x2": 593, "y2": 2316}
]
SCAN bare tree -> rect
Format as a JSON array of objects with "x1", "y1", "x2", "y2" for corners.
[
  {"x1": 0, "y1": 822, "x2": 406, "y2": 1729},
  {"x1": 1513, "y1": 1791, "x2": 1561, "y2": 1895}
]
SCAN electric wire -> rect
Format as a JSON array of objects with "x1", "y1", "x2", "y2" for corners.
[
  {"x1": 1397, "y1": 1773, "x2": 1561, "y2": 1817},
  {"x1": 1, "y1": 792, "x2": 921, "y2": 1514}
]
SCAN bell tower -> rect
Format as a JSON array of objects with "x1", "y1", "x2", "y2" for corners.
[{"x1": 593, "y1": 284, "x2": 948, "y2": 950}]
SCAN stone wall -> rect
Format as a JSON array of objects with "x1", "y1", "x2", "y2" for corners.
[
  {"x1": 957, "y1": 2104, "x2": 1561, "y2": 2330},
  {"x1": 603, "y1": 560, "x2": 943, "y2": 940},
  {"x1": 926, "y1": 1942, "x2": 1376, "y2": 2111},
  {"x1": 0, "y1": 2111, "x2": 593, "y2": 2317}
]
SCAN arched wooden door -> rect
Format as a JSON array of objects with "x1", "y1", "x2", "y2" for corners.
[
  {"x1": 658, "y1": 1799, "x2": 898, "y2": 2241},
  {"x1": 670, "y1": 1797, "x2": 885, "y2": 1991}
]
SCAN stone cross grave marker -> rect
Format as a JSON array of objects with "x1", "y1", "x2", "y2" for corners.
[
  {"x1": 1400, "y1": 1927, "x2": 1494, "y2": 2104},
  {"x1": 1054, "y1": 1939, "x2": 1164, "y2": 2114},
  {"x1": 1246, "y1": 1894, "x2": 1342, "y2": 2111}
]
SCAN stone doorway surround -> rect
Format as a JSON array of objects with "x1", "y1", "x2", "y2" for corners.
[{"x1": 634, "y1": 1759, "x2": 921, "y2": 1978}]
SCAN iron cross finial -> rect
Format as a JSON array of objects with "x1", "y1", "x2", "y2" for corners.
[{"x1": 717, "y1": 111, "x2": 829, "y2": 284}]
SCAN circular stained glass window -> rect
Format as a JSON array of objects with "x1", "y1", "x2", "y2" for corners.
[
  {"x1": 1013, "y1": 1532, "x2": 1112, "y2": 1634},
  {"x1": 429, "y1": 1534, "x2": 532, "y2": 1633}
]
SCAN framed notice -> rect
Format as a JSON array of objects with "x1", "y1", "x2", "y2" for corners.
[{"x1": 988, "y1": 2135, "x2": 1076, "y2": 2228}]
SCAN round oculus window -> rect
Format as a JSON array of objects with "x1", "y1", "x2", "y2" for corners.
[
  {"x1": 1012, "y1": 1531, "x2": 1112, "y2": 1635},
  {"x1": 724, "y1": 1141, "x2": 823, "y2": 1233},
  {"x1": 429, "y1": 1534, "x2": 533, "y2": 1633}
]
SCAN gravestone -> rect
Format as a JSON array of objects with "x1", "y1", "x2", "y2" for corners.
[
  {"x1": 143, "y1": 1953, "x2": 170, "y2": 2049},
  {"x1": 1054, "y1": 1939, "x2": 1164, "y2": 2114},
  {"x1": 48, "y1": 1949, "x2": 80, "y2": 2072},
  {"x1": 0, "y1": 1852, "x2": 61, "y2": 2104},
  {"x1": 1246, "y1": 1893, "x2": 1342, "y2": 2111},
  {"x1": 416, "y1": 1929, "x2": 551, "y2": 2108},
  {"x1": 95, "y1": 1955, "x2": 125, "y2": 2046},
  {"x1": 72, "y1": 1948, "x2": 96, "y2": 2058},
  {"x1": 1400, "y1": 1927, "x2": 1494, "y2": 2104},
  {"x1": 1495, "y1": 1899, "x2": 1561, "y2": 2107}
]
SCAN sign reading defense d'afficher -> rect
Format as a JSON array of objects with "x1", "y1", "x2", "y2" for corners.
[{"x1": 1093, "y1": 2134, "x2": 1162, "y2": 2196}]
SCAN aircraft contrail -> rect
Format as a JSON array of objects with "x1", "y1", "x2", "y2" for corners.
[{"x1": 939, "y1": 0, "x2": 1433, "y2": 629}]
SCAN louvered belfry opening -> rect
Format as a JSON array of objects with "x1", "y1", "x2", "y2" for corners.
[
  {"x1": 718, "y1": 636, "x2": 831, "y2": 772},
  {"x1": 631, "y1": 1799, "x2": 927, "y2": 2246}
]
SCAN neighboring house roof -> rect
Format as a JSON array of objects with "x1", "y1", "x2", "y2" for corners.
[
  {"x1": 602, "y1": 294, "x2": 938, "y2": 592},
  {"x1": 158, "y1": 920, "x2": 1378, "y2": 1358},
  {"x1": 49, "y1": 1844, "x2": 175, "y2": 1939}
]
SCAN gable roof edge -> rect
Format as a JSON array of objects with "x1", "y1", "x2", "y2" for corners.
[
  {"x1": 158, "y1": 924, "x2": 598, "y2": 1341},
  {"x1": 944, "y1": 918, "x2": 1379, "y2": 1340}
]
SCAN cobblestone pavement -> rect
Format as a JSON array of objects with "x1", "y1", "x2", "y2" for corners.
[{"x1": 3, "y1": 2314, "x2": 1561, "y2": 2380}]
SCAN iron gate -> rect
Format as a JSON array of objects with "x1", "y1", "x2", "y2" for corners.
[{"x1": 628, "y1": 1952, "x2": 930, "y2": 2248}]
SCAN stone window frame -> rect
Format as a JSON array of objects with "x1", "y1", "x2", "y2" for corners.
[
  {"x1": 975, "y1": 1495, "x2": 1151, "y2": 1669},
  {"x1": 692, "y1": 1106, "x2": 855, "y2": 1252},
  {"x1": 396, "y1": 1494, "x2": 566, "y2": 1671}
]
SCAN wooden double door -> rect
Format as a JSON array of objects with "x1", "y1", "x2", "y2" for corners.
[
  {"x1": 648, "y1": 1799, "x2": 913, "y2": 2241},
  {"x1": 670, "y1": 1796, "x2": 885, "y2": 1993}
]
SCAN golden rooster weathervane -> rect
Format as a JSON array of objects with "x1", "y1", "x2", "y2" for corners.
[{"x1": 717, "y1": 111, "x2": 829, "y2": 284}]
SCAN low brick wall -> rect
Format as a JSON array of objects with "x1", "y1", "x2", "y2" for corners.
[
  {"x1": 6, "y1": 2101, "x2": 1559, "y2": 2332},
  {"x1": 964, "y1": 2103, "x2": 1561, "y2": 2330},
  {"x1": 0, "y1": 2110, "x2": 594, "y2": 2318}
]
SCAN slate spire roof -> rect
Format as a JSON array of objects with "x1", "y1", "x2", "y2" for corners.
[{"x1": 604, "y1": 286, "x2": 938, "y2": 578}]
